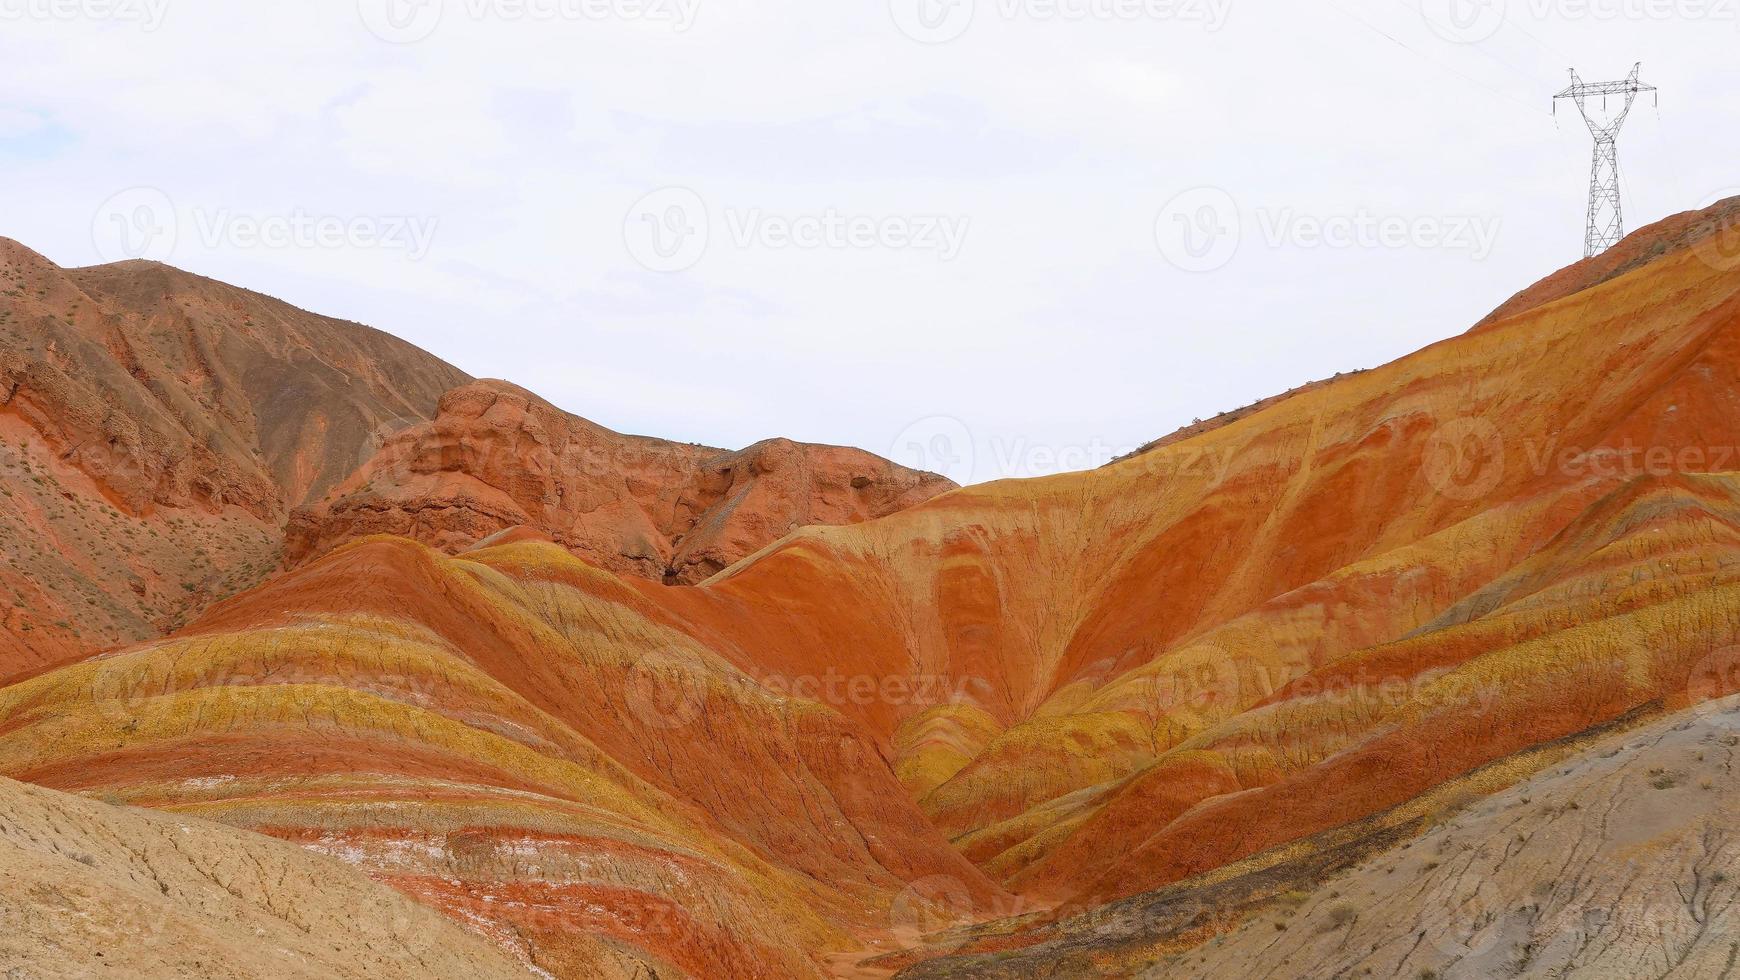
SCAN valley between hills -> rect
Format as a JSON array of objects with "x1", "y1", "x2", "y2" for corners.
[{"x1": 4, "y1": 195, "x2": 1740, "y2": 978}]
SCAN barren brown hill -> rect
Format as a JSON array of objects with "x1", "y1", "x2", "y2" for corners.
[
  {"x1": 0, "y1": 238, "x2": 469, "y2": 674},
  {"x1": 285, "y1": 378, "x2": 957, "y2": 584}
]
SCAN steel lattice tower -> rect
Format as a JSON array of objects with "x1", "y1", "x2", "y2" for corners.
[{"x1": 1554, "y1": 63, "x2": 1657, "y2": 259}]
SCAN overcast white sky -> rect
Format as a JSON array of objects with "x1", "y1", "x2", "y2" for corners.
[{"x1": 2, "y1": 0, "x2": 1737, "y2": 483}]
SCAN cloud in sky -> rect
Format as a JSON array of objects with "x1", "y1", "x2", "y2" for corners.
[{"x1": 1, "y1": 0, "x2": 1735, "y2": 482}]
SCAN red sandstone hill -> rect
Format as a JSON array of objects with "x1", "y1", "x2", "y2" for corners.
[
  {"x1": 0, "y1": 240, "x2": 954, "y2": 677},
  {"x1": 284, "y1": 378, "x2": 957, "y2": 584},
  {"x1": 3, "y1": 196, "x2": 1740, "y2": 978}
]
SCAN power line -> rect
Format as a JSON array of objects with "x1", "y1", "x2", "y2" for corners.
[
  {"x1": 1392, "y1": 0, "x2": 1563, "y2": 92},
  {"x1": 1317, "y1": 0, "x2": 1551, "y2": 118}
]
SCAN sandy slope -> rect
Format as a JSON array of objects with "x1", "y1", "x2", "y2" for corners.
[{"x1": 0, "y1": 774, "x2": 545, "y2": 979}]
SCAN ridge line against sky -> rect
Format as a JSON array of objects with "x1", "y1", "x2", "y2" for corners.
[{"x1": 2, "y1": 0, "x2": 1737, "y2": 483}]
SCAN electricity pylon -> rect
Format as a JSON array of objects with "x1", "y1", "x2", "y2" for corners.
[{"x1": 1554, "y1": 63, "x2": 1657, "y2": 259}]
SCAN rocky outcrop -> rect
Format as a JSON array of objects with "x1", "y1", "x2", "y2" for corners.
[{"x1": 284, "y1": 378, "x2": 957, "y2": 583}]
